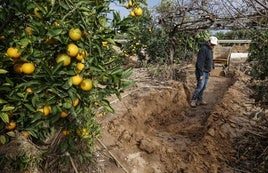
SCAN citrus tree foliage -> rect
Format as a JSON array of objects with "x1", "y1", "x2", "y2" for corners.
[
  {"x1": 142, "y1": 28, "x2": 170, "y2": 64},
  {"x1": 249, "y1": 31, "x2": 268, "y2": 80},
  {"x1": 0, "y1": 0, "x2": 144, "y2": 170},
  {"x1": 121, "y1": 7, "x2": 164, "y2": 62},
  {"x1": 216, "y1": 30, "x2": 252, "y2": 40},
  {"x1": 121, "y1": 3, "x2": 211, "y2": 65},
  {"x1": 248, "y1": 31, "x2": 268, "y2": 105}
]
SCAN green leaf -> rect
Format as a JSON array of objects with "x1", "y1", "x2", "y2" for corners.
[
  {"x1": 0, "y1": 112, "x2": 9, "y2": 123},
  {"x1": 24, "y1": 103, "x2": 36, "y2": 112},
  {"x1": 121, "y1": 79, "x2": 135, "y2": 89},
  {"x1": 0, "y1": 69, "x2": 8, "y2": 74},
  {"x1": 6, "y1": 131, "x2": 16, "y2": 137},
  {"x1": 80, "y1": 7, "x2": 92, "y2": 12},
  {"x1": 122, "y1": 68, "x2": 133, "y2": 78},
  {"x1": 52, "y1": 59, "x2": 65, "y2": 74},
  {"x1": 0, "y1": 135, "x2": 7, "y2": 144},
  {"x1": 0, "y1": 86, "x2": 11, "y2": 92},
  {"x1": 47, "y1": 28, "x2": 64, "y2": 38},
  {"x1": 0, "y1": 98, "x2": 8, "y2": 104},
  {"x1": 92, "y1": 65, "x2": 104, "y2": 72},
  {"x1": 17, "y1": 93, "x2": 25, "y2": 98},
  {"x1": 41, "y1": 62, "x2": 53, "y2": 77},
  {"x1": 106, "y1": 38, "x2": 115, "y2": 45},
  {"x1": 5, "y1": 77, "x2": 14, "y2": 87},
  {"x1": 31, "y1": 94, "x2": 39, "y2": 107},
  {"x1": 67, "y1": 88, "x2": 76, "y2": 101},
  {"x1": 100, "y1": 99, "x2": 114, "y2": 113},
  {"x1": 1, "y1": 105, "x2": 15, "y2": 112},
  {"x1": 62, "y1": 80, "x2": 72, "y2": 90},
  {"x1": 59, "y1": 141, "x2": 68, "y2": 152},
  {"x1": 63, "y1": 102, "x2": 72, "y2": 109},
  {"x1": 110, "y1": 68, "x2": 122, "y2": 75},
  {"x1": 112, "y1": 75, "x2": 120, "y2": 83},
  {"x1": 30, "y1": 113, "x2": 42, "y2": 124},
  {"x1": 28, "y1": 129, "x2": 38, "y2": 138},
  {"x1": 20, "y1": 38, "x2": 31, "y2": 48},
  {"x1": 47, "y1": 87, "x2": 68, "y2": 98},
  {"x1": 50, "y1": 0, "x2": 55, "y2": 7}
]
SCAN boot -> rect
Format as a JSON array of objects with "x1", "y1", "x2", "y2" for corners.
[
  {"x1": 190, "y1": 99, "x2": 197, "y2": 107},
  {"x1": 197, "y1": 100, "x2": 207, "y2": 105}
]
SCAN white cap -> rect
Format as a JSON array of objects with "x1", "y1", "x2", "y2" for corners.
[{"x1": 209, "y1": 36, "x2": 218, "y2": 45}]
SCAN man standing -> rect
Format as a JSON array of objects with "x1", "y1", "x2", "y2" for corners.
[{"x1": 190, "y1": 36, "x2": 218, "y2": 108}]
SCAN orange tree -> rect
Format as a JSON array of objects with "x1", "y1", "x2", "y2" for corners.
[{"x1": 0, "y1": 0, "x2": 145, "y2": 171}]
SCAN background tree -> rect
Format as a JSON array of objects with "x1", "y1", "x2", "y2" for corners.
[{"x1": 151, "y1": 0, "x2": 268, "y2": 64}]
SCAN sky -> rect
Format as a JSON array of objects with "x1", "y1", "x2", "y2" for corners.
[
  {"x1": 147, "y1": 0, "x2": 161, "y2": 8},
  {"x1": 110, "y1": 0, "x2": 161, "y2": 18}
]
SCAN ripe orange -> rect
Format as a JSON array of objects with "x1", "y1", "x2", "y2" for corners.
[
  {"x1": 22, "y1": 131, "x2": 30, "y2": 138},
  {"x1": 72, "y1": 98, "x2": 80, "y2": 107},
  {"x1": 44, "y1": 38, "x2": 59, "y2": 45},
  {"x1": 25, "y1": 26, "x2": 33, "y2": 35},
  {"x1": 76, "y1": 63, "x2": 85, "y2": 72},
  {"x1": 45, "y1": 38, "x2": 56, "y2": 44},
  {"x1": 22, "y1": 63, "x2": 35, "y2": 74},
  {"x1": 76, "y1": 128, "x2": 89, "y2": 138},
  {"x1": 94, "y1": 101, "x2": 99, "y2": 107},
  {"x1": 125, "y1": 1, "x2": 133, "y2": 9},
  {"x1": 134, "y1": 7, "x2": 143, "y2": 16},
  {"x1": 62, "y1": 130, "x2": 71, "y2": 136},
  {"x1": 7, "y1": 47, "x2": 21, "y2": 58},
  {"x1": 72, "y1": 74, "x2": 83, "y2": 86},
  {"x1": 75, "y1": 50, "x2": 87, "y2": 61},
  {"x1": 128, "y1": 1, "x2": 133, "y2": 7},
  {"x1": 69, "y1": 28, "x2": 82, "y2": 41},
  {"x1": 82, "y1": 30, "x2": 89, "y2": 37},
  {"x1": 38, "y1": 105, "x2": 51, "y2": 116},
  {"x1": 102, "y1": 41, "x2": 108, "y2": 47},
  {"x1": 53, "y1": 21, "x2": 60, "y2": 27},
  {"x1": 25, "y1": 88, "x2": 32, "y2": 93},
  {"x1": 96, "y1": 112, "x2": 104, "y2": 118},
  {"x1": 56, "y1": 54, "x2": 71, "y2": 66},
  {"x1": 43, "y1": 105, "x2": 51, "y2": 116},
  {"x1": 60, "y1": 111, "x2": 69, "y2": 118},
  {"x1": 14, "y1": 64, "x2": 23, "y2": 73},
  {"x1": 67, "y1": 43, "x2": 79, "y2": 57},
  {"x1": 125, "y1": 3, "x2": 129, "y2": 9},
  {"x1": 130, "y1": 11, "x2": 135, "y2": 17},
  {"x1": 34, "y1": 7, "x2": 42, "y2": 19},
  {"x1": 5, "y1": 121, "x2": 16, "y2": 131},
  {"x1": 0, "y1": 35, "x2": 5, "y2": 40},
  {"x1": 80, "y1": 79, "x2": 93, "y2": 91}
]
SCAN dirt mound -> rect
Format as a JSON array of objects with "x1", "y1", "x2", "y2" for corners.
[{"x1": 90, "y1": 66, "x2": 264, "y2": 173}]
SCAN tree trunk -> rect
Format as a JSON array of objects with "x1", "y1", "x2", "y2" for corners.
[{"x1": 169, "y1": 36, "x2": 176, "y2": 65}]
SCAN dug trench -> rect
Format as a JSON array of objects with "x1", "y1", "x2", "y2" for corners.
[{"x1": 93, "y1": 67, "x2": 262, "y2": 173}]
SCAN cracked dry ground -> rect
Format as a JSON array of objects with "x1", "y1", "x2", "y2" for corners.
[{"x1": 94, "y1": 67, "x2": 262, "y2": 173}]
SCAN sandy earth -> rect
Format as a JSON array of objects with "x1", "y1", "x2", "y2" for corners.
[{"x1": 91, "y1": 59, "x2": 263, "y2": 173}]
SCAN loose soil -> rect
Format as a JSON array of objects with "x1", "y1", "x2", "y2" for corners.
[{"x1": 91, "y1": 59, "x2": 265, "y2": 173}]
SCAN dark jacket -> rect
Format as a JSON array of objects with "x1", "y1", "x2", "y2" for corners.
[{"x1": 195, "y1": 42, "x2": 213, "y2": 79}]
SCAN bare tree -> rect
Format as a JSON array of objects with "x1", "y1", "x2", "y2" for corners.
[
  {"x1": 154, "y1": 0, "x2": 268, "y2": 63},
  {"x1": 157, "y1": 0, "x2": 268, "y2": 31}
]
